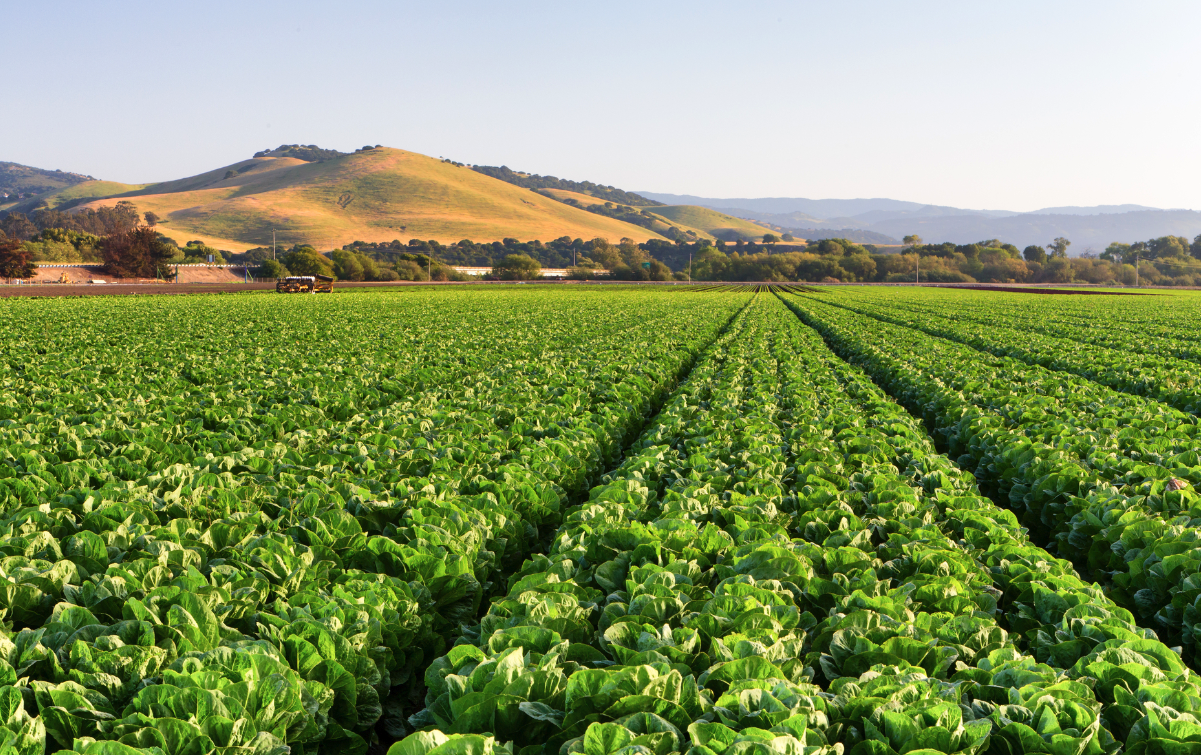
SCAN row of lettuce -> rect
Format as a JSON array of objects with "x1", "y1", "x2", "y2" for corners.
[
  {"x1": 389, "y1": 294, "x2": 1199, "y2": 755},
  {"x1": 0, "y1": 289, "x2": 752, "y2": 754},
  {"x1": 828, "y1": 287, "x2": 1201, "y2": 364},
  {"x1": 0, "y1": 288, "x2": 725, "y2": 443},
  {"x1": 803, "y1": 287, "x2": 1201, "y2": 416},
  {"x1": 779, "y1": 289, "x2": 1201, "y2": 662}
]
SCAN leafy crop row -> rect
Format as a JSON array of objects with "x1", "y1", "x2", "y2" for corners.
[
  {"x1": 779, "y1": 290, "x2": 1201, "y2": 661},
  {"x1": 841, "y1": 288, "x2": 1201, "y2": 364},
  {"x1": 391, "y1": 295, "x2": 1200, "y2": 755},
  {"x1": 805, "y1": 289, "x2": 1201, "y2": 414},
  {"x1": 0, "y1": 287, "x2": 750, "y2": 755},
  {"x1": 850, "y1": 287, "x2": 1201, "y2": 355}
]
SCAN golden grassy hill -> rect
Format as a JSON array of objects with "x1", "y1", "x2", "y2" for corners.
[
  {"x1": 540, "y1": 188, "x2": 607, "y2": 207},
  {"x1": 41, "y1": 180, "x2": 149, "y2": 209},
  {"x1": 644, "y1": 205, "x2": 775, "y2": 242},
  {"x1": 69, "y1": 148, "x2": 667, "y2": 252},
  {"x1": 539, "y1": 188, "x2": 698, "y2": 239},
  {"x1": 2, "y1": 177, "x2": 147, "y2": 214},
  {"x1": 540, "y1": 188, "x2": 775, "y2": 243}
]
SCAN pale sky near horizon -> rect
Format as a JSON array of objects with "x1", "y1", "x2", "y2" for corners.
[{"x1": 6, "y1": 0, "x2": 1200, "y2": 212}]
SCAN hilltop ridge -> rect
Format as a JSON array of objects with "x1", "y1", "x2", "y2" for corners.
[
  {"x1": 0, "y1": 162, "x2": 95, "y2": 207},
  {"x1": 43, "y1": 147, "x2": 671, "y2": 251}
]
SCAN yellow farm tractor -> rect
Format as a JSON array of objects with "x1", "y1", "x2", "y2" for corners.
[{"x1": 276, "y1": 275, "x2": 334, "y2": 294}]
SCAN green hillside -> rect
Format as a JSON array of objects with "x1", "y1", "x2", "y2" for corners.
[
  {"x1": 0, "y1": 161, "x2": 97, "y2": 211},
  {"x1": 33, "y1": 180, "x2": 148, "y2": 210}
]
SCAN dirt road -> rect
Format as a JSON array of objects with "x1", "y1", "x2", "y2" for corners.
[{"x1": 0, "y1": 280, "x2": 539, "y2": 298}]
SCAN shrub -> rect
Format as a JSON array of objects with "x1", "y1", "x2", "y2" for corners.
[
  {"x1": 492, "y1": 254, "x2": 541, "y2": 280},
  {"x1": 395, "y1": 261, "x2": 429, "y2": 281},
  {"x1": 258, "y1": 259, "x2": 289, "y2": 278}
]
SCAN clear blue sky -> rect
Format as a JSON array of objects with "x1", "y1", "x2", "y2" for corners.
[{"x1": 6, "y1": 0, "x2": 1199, "y2": 211}]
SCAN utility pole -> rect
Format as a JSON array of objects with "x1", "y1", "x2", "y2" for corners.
[
  {"x1": 688, "y1": 252, "x2": 692, "y2": 283},
  {"x1": 1135, "y1": 250, "x2": 1139, "y2": 287},
  {"x1": 273, "y1": 229, "x2": 276, "y2": 260},
  {"x1": 904, "y1": 234, "x2": 923, "y2": 285}
]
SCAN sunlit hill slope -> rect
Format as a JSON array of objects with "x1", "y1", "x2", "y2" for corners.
[
  {"x1": 539, "y1": 188, "x2": 775, "y2": 242},
  {"x1": 64, "y1": 148, "x2": 670, "y2": 252}
]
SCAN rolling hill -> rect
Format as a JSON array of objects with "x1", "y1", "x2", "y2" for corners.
[
  {"x1": 24, "y1": 180, "x2": 148, "y2": 211},
  {"x1": 0, "y1": 162, "x2": 97, "y2": 210},
  {"x1": 644, "y1": 205, "x2": 775, "y2": 242},
  {"x1": 538, "y1": 188, "x2": 687, "y2": 238},
  {"x1": 40, "y1": 148, "x2": 669, "y2": 251},
  {"x1": 537, "y1": 189, "x2": 774, "y2": 242}
]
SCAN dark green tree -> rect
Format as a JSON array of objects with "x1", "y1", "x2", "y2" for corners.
[
  {"x1": 330, "y1": 250, "x2": 366, "y2": 281},
  {"x1": 100, "y1": 227, "x2": 175, "y2": 278},
  {"x1": 648, "y1": 259, "x2": 672, "y2": 281},
  {"x1": 0, "y1": 212, "x2": 37, "y2": 241},
  {"x1": 258, "y1": 259, "x2": 289, "y2": 278},
  {"x1": 0, "y1": 237, "x2": 36, "y2": 278},
  {"x1": 1023, "y1": 245, "x2": 1047, "y2": 264},
  {"x1": 493, "y1": 254, "x2": 541, "y2": 280},
  {"x1": 1048, "y1": 237, "x2": 1071, "y2": 258},
  {"x1": 283, "y1": 248, "x2": 336, "y2": 278},
  {"x1": 1148, "y1": 235, "x2": 1190, "y2": 259},
  {"x1": 1101, "y1": 242, "x2": 1131, "y2": 263}
]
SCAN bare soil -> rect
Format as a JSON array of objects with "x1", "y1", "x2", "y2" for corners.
[
  {"x1": 31, "y1": 266, "x2": 250, "y2": 285},
  {"x1": 0, "y1": 282, "x2": 277, "y2": 298},
  {"x1": 0, "y1": 280, "x2": 583, "y2": 299},
  {"x1": 936, "y1": 285, "x2": 1154, "y2": 296}
]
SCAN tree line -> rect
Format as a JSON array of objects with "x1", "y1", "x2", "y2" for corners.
[
  {"x1": 6, "y1": 200, "x2": 1201, "y2": 286},
  {"x1": 1, "y1": 203, "x2": 142, "y2": 240},
  {"x1": 469, "y1": 165, "x2": 662, "y2": 207}
]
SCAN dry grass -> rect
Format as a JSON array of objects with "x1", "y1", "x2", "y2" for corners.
[
  {"x1": 71, "y1": 149, "x2": 667, "y2": 250},
  {"x1": 644, "y1": 205, "x2": 775, "y2": 241},
  {"x1": 46, "y1": 180, "x2": 149, "y2": 208},
  {"x1": 537, "y1": 189, "x2": 733, "y2": 241}
]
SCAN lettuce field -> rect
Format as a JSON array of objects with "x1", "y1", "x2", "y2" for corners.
[{"x1": 2, "y1": 284, "x2": 1201, "y2": 755}]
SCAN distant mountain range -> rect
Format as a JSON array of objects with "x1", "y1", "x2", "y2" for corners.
[{"x1": 637, "y1": 193, "x2": 1196, "y2": 251}]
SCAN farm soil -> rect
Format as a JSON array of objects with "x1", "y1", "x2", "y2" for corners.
[
  {"x1": 30, "y1": 266, "x2": 249, "y2": 284},
  {"x1": 0, "y1": 280, "x2": 541, "y2": 298},
  {"x1": 936, "y1": 285, "x2": 1154, "y2": 295}
]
